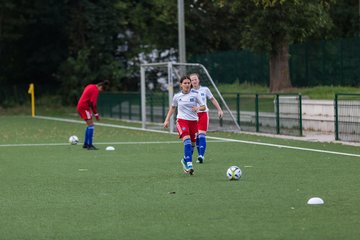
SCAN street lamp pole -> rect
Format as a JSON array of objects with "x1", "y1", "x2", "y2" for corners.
[{"x1": 178, "y1": 0, "x2": 186, "y2": 63}]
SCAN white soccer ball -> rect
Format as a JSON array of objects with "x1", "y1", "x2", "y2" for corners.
[
  {"x1": 68, "y1": 135, "x2": 79, "y2": 145},
  {"x1": 226, "y1": 166, "x2": 242, "y2": 180}
]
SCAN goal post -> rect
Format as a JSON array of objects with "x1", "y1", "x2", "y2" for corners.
[
  {"x1": 140, "y1": 62, "x2": 241, "y2": 133},
  {"x1": 140, "y1": 62, "x2": 175, "y2": 131}
]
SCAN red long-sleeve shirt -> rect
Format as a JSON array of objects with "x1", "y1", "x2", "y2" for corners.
[{"x1": 77, "y1": 84, "x2": 99, "y2": 114}]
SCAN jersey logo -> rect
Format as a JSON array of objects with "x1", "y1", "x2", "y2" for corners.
[
  {"x1": 201, "y1": 93, "x2": 205, "y2": 96},
  {"x1": 190, "y1": 98, "x2": 194, "y2": 102},
  {"x1": 182, "y1": 127, "x2": 186, "y2": 130}
]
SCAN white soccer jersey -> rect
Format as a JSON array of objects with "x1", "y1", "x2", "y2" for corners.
[
  {"x1": 191, "y1": 86, "x2": 214, "y2": 113},
  {"x1": 172, "y1": 90, "x2": 205, "y2": 120}
]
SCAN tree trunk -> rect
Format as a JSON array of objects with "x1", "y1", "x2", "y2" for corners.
[{"x1": 269, "y1": 41, "x2": 292, "y2": 92}]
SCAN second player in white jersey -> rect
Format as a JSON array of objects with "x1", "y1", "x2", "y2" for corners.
[
  {"x1": 190, "y1": 73, "x2": 224, "y2": 164},
  {"x1": 191, "y1": 86, "x2": 213, "y2": 113}
]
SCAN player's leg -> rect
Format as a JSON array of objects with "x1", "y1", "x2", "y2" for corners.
[
  {"x1": 185, "y1": 120, "x2": 198, "y2": 174},
  {"x1": 78, "y1": 109, "x2": 91, "y2": 148},
  {"x1": 197, "y1": 130, "x2": 206, "y2": 163},
  {"x1": 85, "y1": 119, "x2": 97, "y2": 150},
  {"x1": 197, "y1": 112, "x2": 209, "y2": 163},
  {"x1": 176, "y1": 119, "x2": 194, "y2": 175},
  {"x1": 182, "y1": 136, "x2": 193, "y2": 173},
  {"x1": 196, "y1": 113, "x2": 201, "y2": 155},
  {"x1": 196, "y1": 132, "x2": 200, "y2": 154},
  {"x1": 78, "y1": 109, "x2": 98, "y2": 150},
  {"x1": 189, "y1": 120, "x2": 198, "y2": 158}
]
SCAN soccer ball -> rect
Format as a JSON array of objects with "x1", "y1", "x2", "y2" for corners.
[
  {"x1": 226, "y1": 166, "x2": 242, "y2": 180},
  {"x1": 68, "y1": 135, "x2": 79, "y2": 145}
]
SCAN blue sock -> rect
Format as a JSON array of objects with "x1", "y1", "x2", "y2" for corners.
[
  {"x1": 198, "y1": 133, "x2": 206, "y2": 157},
  {"x1": 196, "y1": 136, "x2": 200, "y2": 154},
  {"x1": 87, "y1": 125, "x2": 94, "y2": 145},
  {"x1": 84, "y1": 127, "x2": 89, "y2": 145},
  {"x1": 183, "y1": 138, "x2": 192, "y2": 164}
]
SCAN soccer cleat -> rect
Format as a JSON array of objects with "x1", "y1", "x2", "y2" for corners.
[
  {"x1": 87, "y1": 144, "x2": 98, "y2": 150},
  {"x1": 82, "y1": 144, "x2": 88, "y2": 149},
  {"x1": 180, "y1": 159, "x2": 194, "y2": 175},
  {"x1": 180, "y1": 159, "x2": 187, "y2": 172},
  {"x1": 187, "y1": 167, "x2": 194, "y2": 175},
  {"x1": 196, "y1": 155, "x2": 204, "y2": 164}
]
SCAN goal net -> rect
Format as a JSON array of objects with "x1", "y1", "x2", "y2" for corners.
[{"x1": 140, "y1": 62, "x2": 241, "y2": 133}]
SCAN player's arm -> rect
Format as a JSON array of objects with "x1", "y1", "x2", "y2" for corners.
[
  {"x1": 192, "y1": 92, "x2": 206, "y2": 112},
  {"x1": 90, "y1": 91, "x2": 100, "y2": 120},
  {"x1": 192, "y1": 105, "x2": 206, "y2": 112},
  {"x1": 163, "y1": 106, "x2": 176, "y2": 128},
  {"x1": 91, "y1": 102, "x2": 100, "y2": 120},
  {"x1": 210, "y1": 97, "x2": 224, "y2": 118}
]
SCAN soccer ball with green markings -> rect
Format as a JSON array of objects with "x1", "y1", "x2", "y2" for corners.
[
  {"x1": 226, "y1": 166, "x2": 242, "y2": 180},
  {"x1": 69, "y1": 135, "x2": 79, "y2": 145}
]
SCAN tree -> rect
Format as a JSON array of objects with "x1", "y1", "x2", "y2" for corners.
[
  {"x1": 227, "y1": 0, "x2": 334, "y2": 92},
  {"x1": 186, "y1": 0, "x2": 245, "y2": 56},
  {"x1": 124, "y1": 0, "x2": 335, "y2": 91},
  {"x1": 57, "y1": 0, "x2": 128, "y2": 104},
  {"x1": 0, "y1": 0, "x2": 67, "y2": 85},
  {"x1": 1, "y1": 0, "x2": 356, "y2": 100},
  {"x1": 328, "y1": 0, "x2": 360, "y2": 38}
]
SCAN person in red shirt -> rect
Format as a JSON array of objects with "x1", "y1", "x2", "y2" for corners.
[{"x1": 77, "y1": 80, "x2": 109, "y2": 150}]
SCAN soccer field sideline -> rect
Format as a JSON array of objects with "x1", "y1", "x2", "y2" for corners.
[
  {"x1": 0, "y1": 140, "x2": 227, "y2": 148},
  {"x1": 23, "y1": 115, "x2": 360, "y2": 159}
]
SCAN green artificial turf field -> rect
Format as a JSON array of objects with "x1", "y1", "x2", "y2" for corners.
[{"x1": 1, "y1": 115, "x2": 360, "y2": 240}]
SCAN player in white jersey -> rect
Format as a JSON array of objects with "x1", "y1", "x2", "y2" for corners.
[
  {"x1": 190, "y1": 73, "x2": 224, "y2": 163},
  {"x1": 164, "y1": 75, "x2": 206, "y2": 175}
]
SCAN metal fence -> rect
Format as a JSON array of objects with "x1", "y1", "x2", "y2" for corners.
[
  {"x1": 98, "y1": 92, "x2": 142, "y2": 121},
  {"x1": 222, "y1": 93, "x2": 302, "y2": 136},
  {"x1": 98, "y1": 92, "x2": 303, "y2": 136},
  {"x1": 335, "y1": 93, "x2": 360, "y2": 142}
]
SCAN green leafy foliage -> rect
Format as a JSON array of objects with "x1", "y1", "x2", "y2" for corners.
[
  {"x1": 1, "y1": 0, "x2": 360, "y2": 100},
  {"x1": 226, "y1": 0, "x2": 335, "y2": 53},
  {"x1": 57, "y1": 0, "x2": 128, "y2": 104}
]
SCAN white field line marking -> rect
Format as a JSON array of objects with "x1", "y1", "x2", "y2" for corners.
[
  {"x1": 0, "y1": 140, "x2": 225, "y2": 148},
  {"x1": 31, "y1": 116, "x2": 360, "y2": 158},
  {"x1": 35, "y1": 116, "x2": 176, "y2": 135},
  {"x1": 205, "y1": 136, "x2": 360, "y2": 158},
  {"x1": 0, "y1": 143, "x2": 70, "y2": 147}
]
